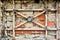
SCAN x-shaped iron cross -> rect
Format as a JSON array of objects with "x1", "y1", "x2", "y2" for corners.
[{"x1": 15, "y1": 11, "x2": 45, "y2": 29}]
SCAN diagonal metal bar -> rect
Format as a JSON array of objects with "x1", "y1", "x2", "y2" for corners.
[
  {"x1": 15, "y1": 21, "x2": 27, "y2": 28},
  {"x1": 33, "y1": 22, "x2": 45, "y2": 28},
  {"x1": 17, "y1": 12, "x2": 28, "y2": 19},
  {"x1": 33, "y1": 11, "x2": 45, "y2": 18}
]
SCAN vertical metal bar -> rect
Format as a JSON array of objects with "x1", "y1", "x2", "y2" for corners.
[
  {"x1": 13, "y1": 0, "x2": 15, "y2": 37},
  {"x1": 45, "y1": 1, "x2": 47, "y2": 40},
  {"x1": 13, "y1": 12, "x2": 15, "y2": 37},
  {"x1": 45, "y1": 13, "x2": 48, "y2": 40},
  {"x1": 56, "y1": 1, "x2": 59, "y2": 40}
]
